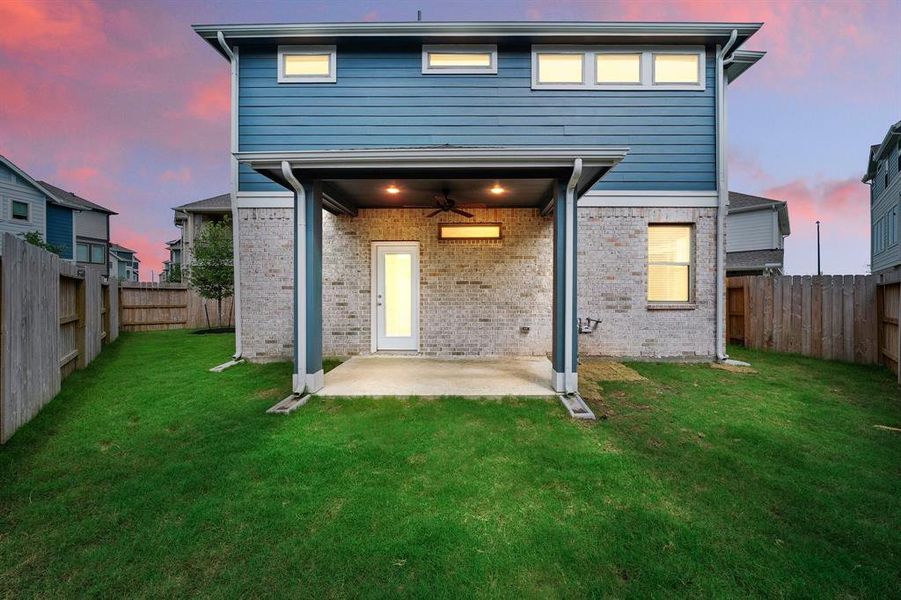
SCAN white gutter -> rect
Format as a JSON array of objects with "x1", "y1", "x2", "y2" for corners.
[
  {"x1": 281, "y1": 160, "x2": 306, "y2": 394},
  {"x1": 714, "y1": 30, "x2": 738, "y2": 362},
  {"x1": 218, "y1": 31, "x2": 241, "y2": 359},
  {"x1": 564, "y1": 158, "x2": 583, "y2": 393}
]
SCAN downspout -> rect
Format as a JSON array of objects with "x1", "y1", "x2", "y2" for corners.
[
  {"x1": 714, "y1": 30, "x2": 738, "y2": 362},
  {"x1": 217, "y1": 31, "x2": 242, "y2": 359},
  {"x1": 564, "y1": 158, "x2": 583, "y2": 393},
  {"x1": 281, "y1": 161, "x2": 306, "y2": 394}
]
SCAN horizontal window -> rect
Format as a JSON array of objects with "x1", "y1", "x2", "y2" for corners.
[
  {"x1": 438, "y1": 223, "x2": 501, "y2": 240},
  {"x1": 596, "y1": 53, "x2": 641, "y2": 84},
  {"x1": 536, "y1": 53, "x2": 584, "y2": 84},
  {"x1": 653, "y1": 53, "x2": 701, "y2": 84},
  {"x1": 11, "y1": 200, "x2": 29, "y2": 221},
  {"x1": 422, "y1": 45, "x2": 497, "y2": 74},
  {"x1": 648, "y1": 224, "x2": 693, "y2": 303},
  {"x1": 532, "y1": 46, "x2": 705, "y2": 90},
  {"x1": 278, "y1": 45, "x2": 336, "y2": 83}
]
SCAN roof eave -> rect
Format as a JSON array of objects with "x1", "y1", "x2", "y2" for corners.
[
  {"x1": 725, "y1": 50, "x2": 766, "y2": 82},
  {"x1": 196, "y1": 21, "x2": 763, "y2": 59}
]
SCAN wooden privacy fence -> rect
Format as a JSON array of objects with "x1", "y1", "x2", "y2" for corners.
[
  {"x1": 726, "y1": 275, "x2": 880, "y2": 366},
  {"x1": 0, "y1": 234, "x2": 118, "y2": 443},
  {"x1": 877, "y1": 283, "x2": 900, "y2": 377},
  {"x1": 119, "y1": 282, "x2": 234, "y2": 331}
]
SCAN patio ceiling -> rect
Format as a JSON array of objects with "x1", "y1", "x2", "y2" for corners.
[
  {"x1": 323, "y1": 178, "x2": 555, "y2": 209},
  {"x1": 237, "y1": 146, "x2": 630, "y2": 213}
]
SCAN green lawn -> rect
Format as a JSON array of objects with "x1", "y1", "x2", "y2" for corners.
[{"x1": 1, "y1": 331, "x2": 899, "y2": 598}]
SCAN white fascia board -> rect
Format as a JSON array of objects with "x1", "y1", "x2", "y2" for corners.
[
  {"x1": 236, "y1": 147, "x2": 629, "y2": 170},
  {"x1": 580, "y1": 190, "x2": 718, "y2": 207},
  {"x1": 236, "y1": 192, "x2": 294, "y2": 209},
  {"x1": 195, "y1": 21, "x2": 762, "y2": 42}
]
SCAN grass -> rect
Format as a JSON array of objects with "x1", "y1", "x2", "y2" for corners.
[{"x1": 1, "y1": 330, "x2": 899, "y2": 598}]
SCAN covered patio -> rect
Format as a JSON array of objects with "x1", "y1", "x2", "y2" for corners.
[
  {"x1": 236, "y1": 146, "x2": 628, "y2": 398},
  {"x1": 317, "y1": 355, "x2": 555, "y2": 397}
]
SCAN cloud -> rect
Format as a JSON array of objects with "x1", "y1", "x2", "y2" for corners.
[
  {"x1": 161, "y1": 167, "x2": 193, "y2": 183},
  {"x1": 761, "y1": 177, "x2": 871, "y2": 274},
  {"x1": 183, "y1": 75, "x2": 230, "y2": 122}
]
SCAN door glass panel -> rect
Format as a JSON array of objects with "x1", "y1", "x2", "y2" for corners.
[{"x1": 384, "y1": 253, "x2": 412, "y2": 337}]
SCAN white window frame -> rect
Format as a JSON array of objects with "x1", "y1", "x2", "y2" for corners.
[
  {"x1": 277, "y1": 45, "x2": 336, "y2": 83},
  {"x1": 10, "y1": 199, "x2": 31, "y2": 223},
  {"x1": 531, "y1": 45, "x2": 706, "y2": 91},
  {"x1": 421, "y1": 44, "x2": 497, "y2": 74},
  {"x1": 647, "y1": 223, "x2": 695, "y2": 304}
]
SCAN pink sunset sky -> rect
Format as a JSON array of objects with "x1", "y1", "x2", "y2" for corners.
[{"x1": 0, "y1": 0, "x2": 898, "y2": 278}]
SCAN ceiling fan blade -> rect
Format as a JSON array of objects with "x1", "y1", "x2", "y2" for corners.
[
  {"x1": 451, "y1": 208, "x2": 474, "y2": 218},
  {"x1": 425, "y1": 208, "x2": 444, "y2": 218}
]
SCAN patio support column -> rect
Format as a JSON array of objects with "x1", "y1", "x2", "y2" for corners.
[
  {"x1": 305, "y1": 182, "x2": 324, "y2": 392},
  {"x1": 287, "y1": 172, "x2": 324, "y2": 395},
  {"x1": 552, "y1": 176, "x2": 579, "y2": 393}
]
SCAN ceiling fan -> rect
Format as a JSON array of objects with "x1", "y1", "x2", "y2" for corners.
[{"x1": 406, "y1": 192, "x2": 482, "y2": 218}]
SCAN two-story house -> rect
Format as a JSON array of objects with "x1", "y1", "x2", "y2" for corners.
[
  {"x1": 39, "y1": 181, "x2": 117, "y2": 276},
  {"x1": 726, "y1": 191, "x2": 790, "y2": 276},
  {"x1": 0, "y1": 155, "x2": 80, "y2": 260},
  {"x1": 194, "y1": 20, "x2": 765, "y2": 397},
  {"x1": 865, "y1": 120, "x2": 901, "y2": 278},
  {"x1": 108, "y1": 243, "x2": 140, "y2": 281},
  {"x1": 172, "y1": 192, "x2": 231, "y2": 270},
  {"x1": 162, "y1": 238, "x2": 182, "y2": 281}
]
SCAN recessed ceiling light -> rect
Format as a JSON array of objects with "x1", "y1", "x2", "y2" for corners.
[
  {"x1": 386, "y1": 185, "x2": 400, "y2": 194},
  {"x1": 490, "y1": 184, "x2": 505, "y2": 194}
]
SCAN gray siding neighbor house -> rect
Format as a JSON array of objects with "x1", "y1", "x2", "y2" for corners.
[
  {"x1": 39, "y1": 181, "x2": 117, "y2": 277},
  {"x1": 172, "y1": 193, "x2": 231, "y2": 270},
  {"x1": 0, "y1": 155, "x2": 80, "y2": 260},
  {"x1": 109, "y1": 243, "x2": 140, "y2": 281},
  {"x1": 864, "y1": 120, "x2": 901, "y2": 278},
  {"x1": 194, "y1": 20, "x2": 765, "y2": 395},
  {"x1": 726, "y1": 191, "x2": 790, "y2": 276}
]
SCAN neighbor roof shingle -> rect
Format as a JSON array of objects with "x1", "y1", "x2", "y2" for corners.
[
  {"x1": 37, "y1": 181, "x2": 117, "y2": 214},
  {"x1": 173, "y1": 193, "x2": 231, "y2": 212}
]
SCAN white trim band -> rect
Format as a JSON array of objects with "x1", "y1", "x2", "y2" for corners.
[
  {"x1": 236, "y1": 192, "x2": 295, "y2": 209},
  {"x1": 580, "y1": 190, "x2": 718, "y2": 207}
]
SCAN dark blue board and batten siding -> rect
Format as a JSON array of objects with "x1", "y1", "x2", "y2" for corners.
[
  {"x1": 45, "y1": 203, "x2": 74, "y2": 260},
  {"x1": 237, "y1": 44, "x2": 717, "y2": 193}
]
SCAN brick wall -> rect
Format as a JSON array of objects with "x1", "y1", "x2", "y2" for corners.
[
  {"x1": 323, "y1": 208, "x2": 553, "y2": 356},
  {"x1": 578, "y1": 207, "x2": 717, "y2": 359},
  {"x1": 237, "y1": 205, "x2": 718, "y2": 362},
  {"x1": 237, "y1": 207, "x2": 294, "y2": 361}
]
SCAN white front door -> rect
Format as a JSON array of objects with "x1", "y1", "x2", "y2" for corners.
[{"x1": 373, "y1": 242, "x2": 419, "y2": 351}]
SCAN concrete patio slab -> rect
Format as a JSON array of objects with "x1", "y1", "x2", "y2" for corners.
[{"x1": 316, "y1": 355, "x2": 555, "y2": 397}]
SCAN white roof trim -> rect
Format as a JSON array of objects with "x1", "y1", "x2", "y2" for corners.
[
  {"x1": 235, "y1": 146, "x2": 629, "y2": 170},
  {"x1": 0, "y1": 155, "x2": 82, "y2": 210}
]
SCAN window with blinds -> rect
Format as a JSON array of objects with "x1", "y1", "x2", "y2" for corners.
[{"x1": 648, "y1": 224, "x2": 693, "y2": 303}]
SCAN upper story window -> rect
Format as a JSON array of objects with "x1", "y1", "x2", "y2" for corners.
[
  {"x1": 11, "y1": 200, "x2": 30, "y2": 222},
  {"x1": 532, "y1": 46, "x2": 705, "y2": 90},
  {"x1": 278, "y1": 45, "x2": 336, "y2": 83},
  {"x1": 422, "y1": 45, "x2": 497, "y2": 74}
]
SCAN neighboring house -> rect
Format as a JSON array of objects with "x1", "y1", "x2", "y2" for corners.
[
  {"x1": 162, "y1": 238, "x2": 182, "y2": 281},
  {"x1": 39, "y1": 181, "x2": 117, "y2": 277},
  {"x1": 726, "y1": 191, "x2": 791, "y2": 276},
  {"x1": 108, "y1": 243, "x2": 140, "y2": 281},
  {"x1": 194, "y1": 20, "x2": 765, "y2": 395},
  {"x1": 0, "y1": 155, "x2": 80, "y2": 259},
  {"x1": 172, "y1": 193, "x2": 230, "y2": 269},
  {"x1": 864, "y1": 120, "x2": 901, "y2": 277}
]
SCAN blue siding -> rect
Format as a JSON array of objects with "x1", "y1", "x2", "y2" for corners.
[
  {"x1": 46, "y1": 203, "x2": 74, "y2": 260},
  {"x1": 237, "y1": 44, "x2": 717, "y2": 192}
]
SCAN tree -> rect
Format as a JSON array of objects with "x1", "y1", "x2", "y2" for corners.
[
  {"x1": 22, "y1": 231, "x2": 62, "y2": 256},
  {"x1": 165, "y1": 263, "x2": 182, "y2": 283},
  {"x1": 186, "y1": 217, "x2": 233, "y2": 328}
]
